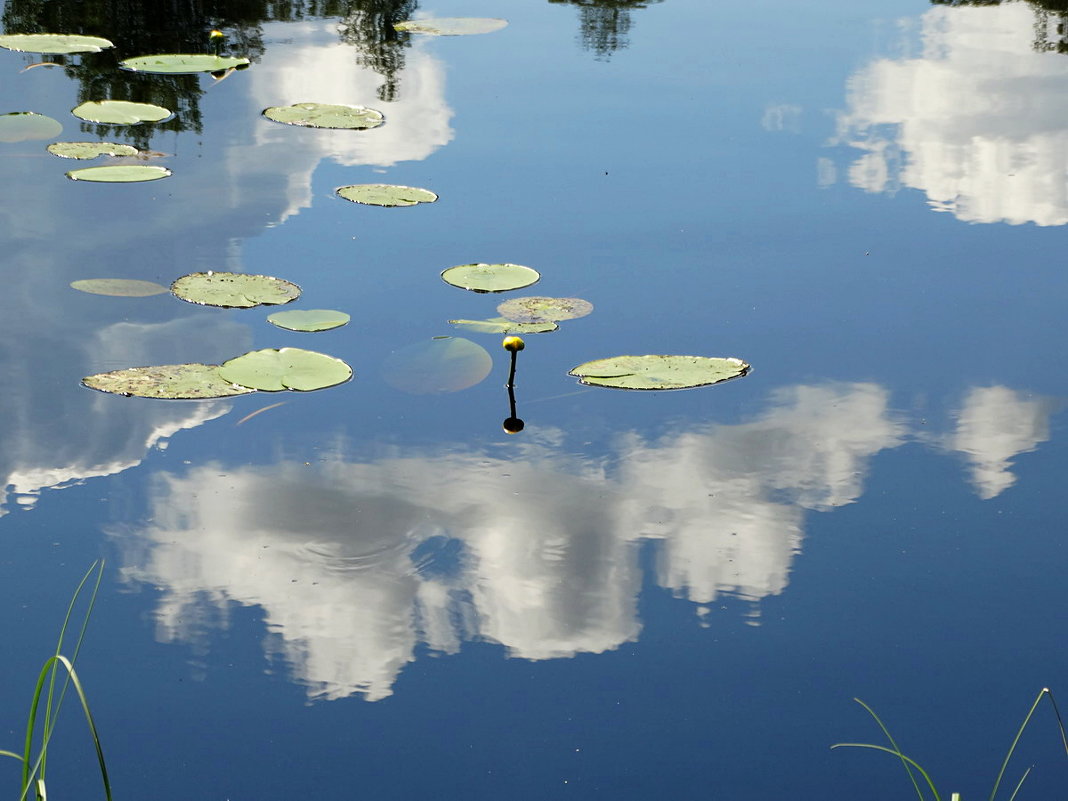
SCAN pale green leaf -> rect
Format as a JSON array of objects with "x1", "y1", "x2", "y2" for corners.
[
  {"x1": 82, "y1": 363, "x2": 255, "y2": 399},
  {"x1": 71, "y1": 278, "x2": 169, "y2": 296},
  {"x1": 448, "y1": 316, "x2": 558, "y2": 335},
  {"x1": 442, "y1": 263, "x2": 540, "y2": 293},
  {"x1": 382, "y1": 337, "x2": 493, "y2": 394},
  {"x1": 171, "y1": 271, "x2": 301, "y2": 309},
  {"x1": 47, "y1": 141, "x2": 139, "y2": 159},
  {"x1": 219, "y1": 348, "x2": 352, "y2": 392},
  {"x1": 262, "y1": 102, "x2": 384, "y2": 130},
  {"x1": 497, "y1": 296, "x2": 593, "y2": 323},
  {"x1": 267, "y1": 309, "x2": 350, "y2": 332},
  {"x1": 71, "y1": 100, "x2": 171, "y2": 125},
  {"x1": 336, "y1": 183, "x2": 437, "y2": 207},
  {"x1": 0, "y1": 112, "x2": 62, "y2": 143},
  {"x1": 119, "y1": 54, "x2": 250, "y2": 74},
  {"x1": 0, "y1": 34, "x2": 113, "y2": 54},
  {"x1": 569, "y1": 355, "x2": 750, "y2": 390},
  {"x1": 66, "y1": 165, "x2": 171, "y2": 182},
  {"x1": 394, "y1": 18, "x2": 508, "y2": 35}
]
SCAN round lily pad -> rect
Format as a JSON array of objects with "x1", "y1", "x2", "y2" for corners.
[
  {"x1": 267, "y1": 309, "x2": 350, "y2": 332},
  {"x1": 568, "y1": 355, "x2": 751, "y2": 391},
  {"x1": 82, "y1": 363, "x2": 256, "y2": 399},
  {"x1": 219, "y1": 348, "x2": 352, "y2": 392},
  {"x1": 497, "y1": 296, "x2": 594, "y2": 324},
  {"x1": 394, "y1": 18, "x2": 508, "y2": 35},
  {"x1": 382, "y1": 337, "x2": 493, "y2": 394},
  {"x1": 448, "y1": 317, "x2": 558, "y2": 335},
  {"x1": 66, "y1": 165, "x2": 171, "y2": 183},
  {"x1": 336, "y1": 184, "x2": 437, "y2": 207},
  {"x1": 0, "y1": 112, "x2": 62, "y2": 143},
  {"x1": 119, "y1": 54, "x2": 251, "y2": 74},
  {"x1": 0, "y1": 34, "x2": 113, "y2": 54},
  {"x1": 262, "y1": 103, "x2": 384, "y2": 130},
  {"x1": 71, "y1": 278, "x2": 169, "y2": 296},
  {"x1": 171, "y1": 271, "x2": 301, "y2": 309},
  {"x1": 47, "y1": 141, "x2": 139, "y2": 159},
  {"x1": 72, "y1": 100, "x2": 171, "y2": 125},
  {"x1": 442, "y1": 263, "x2": 540, "y2": 294}
]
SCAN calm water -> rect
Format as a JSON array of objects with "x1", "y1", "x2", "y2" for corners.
[{"x1": 1, "y1": 0, "x2": 1067, "y2": 798}]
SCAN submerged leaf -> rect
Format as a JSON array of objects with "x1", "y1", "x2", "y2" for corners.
[
  {"x1": 47, "y1": 141, "x2": 139, "y2": 159},
  {"x1": 569, "y1": 355, "x2": 750, "y2": 390},
  {"x1": 120, "y1": 54, "x2": 250, "y2": 74},
  {"x1": 219, "y1": 348, "x2": 352, "y2": 392},
  {"x1": 267, "y1": 309, "x2": 350, "y2": 332},
  {"x1": 497, "y1": 296, "x2": 593, "y2": 324},
  {"x1": 382, "y1": 337, "x2": 493, "y2": 394},
  {"x1": 262, "y1": 102, "x2": 384, "y2": 130},
  {"x1": 0, "y1": 112, "x2": 62, "y2": 143},
  {"x1": 71, "y1": 278, "x2": 168, "y2": 296},
  {"x1": 72, "y1": 100, "x2": 171, "y2": 125},
  {"x1": 82, "y1": 363, "x2": 255, "y2": 399},
  {"x1": 66, "y1": 165, "x2": 171, "y2": 182},
  {"x1": 0, "y1": 34, "x2": 113, "y2": 54},
  {"x1": 441, "y1": 263, "x2": 540, "y2": 294},
  {"x1": 336, "y1": 184, "x2": 437, "y2": 207},
  {"x1": 394, "y1": 18, "x2": 508, "y2": 35},
  {"x1": 171, "y1": 271, "x2": 301, "y2": 309},
  {"x1": 448, "y1": 316, "x2": 558, "y2": 335}
]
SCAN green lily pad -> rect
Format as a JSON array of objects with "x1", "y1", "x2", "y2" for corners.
[
  {"x1": 119, "y1": 54, "x2": 251, "y2": 74},
  {"x1": 394, "y1": 18, "x2": 508, "y2": 35},
  {"x1": 219, "y1": 348, "x2": 352, "y2": 392},
  {"x1": 0, "y1": 34, "x2": 113, "y2": 54},
  {"x1": 448, "y1": 316, "x2": 558, "y2": 335},
  {"x1": 569, "y1": 355, "x2": 751, "y2": 391},
  {"x1": 0, "y1": 112, "x2": 63, "y2": 143},
  {"x1": 262, "y1": 102, "x2": 384, "y2": 130},
  {"x1": 497, "y1": 296, "x2": 594, "y2": 324},
  {"x1": 441, "y1": 263, "x2": 540, "y2": 294},
  {"x1": 66, "y1": 165, "x2": 171, "y2": 182},
  {"x1": 382, "y1": 337, "x2": 493, "y2": 394},
  {"x1": 267, "y1": 309, "x2": 350, "y2": 332},
  {"x1": 47, "y1": 141, "x2": 139, "y2": 159},
  {"x1": 171, "y1": 271, "x2": 301, "y2": 309},
  {"x1": 336, "y1": 183, "x2": 437, "y2": 207},
  {"x1": 82, "y1": 363, "x2": 256, "y2": 399},
  {"x1": 72, "y1": 100, "x2": 171, "y2": 125},
  {"x1": 71, "y1": 278, "x2": 169, "y2": 296}
]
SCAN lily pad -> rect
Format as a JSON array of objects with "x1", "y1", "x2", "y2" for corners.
[
  {"x1": 0, "y1": 112, "x2": 62, "y2": 143},
  {"x1": 382, "y1": 337, "x2": 493, "y2": 394},
  {"x1": 267, "y1": 309, "x2": 350, "y2": 332},
  {"x1": 72, "y1": 100, "x2": 171, "y2": 125},
  {"x1": 66, "y1": 165, "x2": 171, "y2": 182},
  {"x1": 120, "y1": 54, "x2": 251, "y2": 74},
  {"x1": 171, "y1": 271, "x2": 301, "y2": 309},
  {"x1": 394, "y1": 18, "x2": 508, "y2": 35},
  {"x1": 219, "y1": 348, "x2": 352, "y2": 392},
  {"x1": 568, "y1": 355, "x2": 750, "y2": 391},
  {"x1": 262, "y1": 102, "x2": 384, "y2": 130},
  {"x1": 47, "y1": 141, "x2": 139, "y2": 159},
  {"x1": 82, "y1": 363, "x2": 256, "y2": 399},
  {"x1": 441, "y1": 263, "x2": 540, "y2": 294},
  {"x1": 497, "y1": 296, "x2": 594, "y2": 324},
  {"x1": 71, "y1": 278, "x2": 169, "y2": 296},
  {"x1": 448, "y1": 316, "x2": 558, "y2": 335},
  {"x1": 336, "y1": 183, "x2": 437, "y2": 207},
  {"x1": 0, "y1": 34, "x2": 113, "y2": 54}
]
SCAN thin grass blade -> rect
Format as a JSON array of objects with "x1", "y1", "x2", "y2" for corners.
[
  {"x1": 0, "y1": 749, "x2": 24, "y2": 761},
  {"x1": 831, "y1": 743, "x2": 941, "y2": 801},
  {"x1": 853, "y1": 698, "x2": 927, "y2": 801},
  {"x1": 989, "y1": 689, "x2": 1049, "y2": 801},
  {"x1": 1045, "y1": 689, "x2": 1068, "y2": 758},
  {"x1": 1006, "y1": 765, "x2": 1032, "y2": 801}
]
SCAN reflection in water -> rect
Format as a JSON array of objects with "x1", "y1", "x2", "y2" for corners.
[{"x1": 547, "y1": 0, "x2": 664, "y2": 60}]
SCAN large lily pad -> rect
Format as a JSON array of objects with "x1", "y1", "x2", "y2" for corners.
[
  {"x1": 120, "y1": 54, "x2": 250, "y2": 74},
  {"x1": 497, "y1": 296, "x2": 593, "y2": 324},
  {"x1": 262, "y1": 103, "x2": 384, "y2": 130},
  {"x1": 0, "y1": 34, "x2": 113, "y2": 54},
  {"x1": 47, "y1": 141, "x2": 139, "y2": 159},
  {"x1": 0, "y1": 112, "x2": 62, "y2": 143},
  {"x1": 441, "y1": 263, "x2": 540, "y2": 294},
  {"x1": 336, "y1": 184, "x2": 437, "y2": 207},
  {"x1": 394, "y1": 18, "x2": 508, "y2": 35},
  {"x1": 67, "y1": 165, "x2": 171, "y2": 182},
  {"x1": 219, "y1": 348, "x2": 352, "y2": 392},
  {"x1": 71, "y1": 278, "x2": 169, "y2": 296},
  {"x1": 448, "y1": 316, "x2": 558, "y2": 335},
  {"x1": 267, "y1": 309, "x2": 350, "y2": 332},
  {"x1": 382, "y1": 337, "x2": 492, "y2": 394},
  {"x1": 171, "y1": 271, "x2": 301, "y2": 309},
  {"x1": 82, "y1": 363, "x2": 256, "y2": 399},
  {"x1": 569, "y1": 355, "x2": 750, "y2": 391},
  {"x1": 72, "y1": 100, "x2": 171, "y2": 125}
]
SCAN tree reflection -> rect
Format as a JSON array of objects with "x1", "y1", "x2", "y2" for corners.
[{"x1": 547, "y1": 0, "x2": 664, "y2": 60}]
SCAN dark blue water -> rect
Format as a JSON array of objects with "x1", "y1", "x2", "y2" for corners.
[{"x1": 2, "y1": 1, "x2": 1066, "y2": 798}]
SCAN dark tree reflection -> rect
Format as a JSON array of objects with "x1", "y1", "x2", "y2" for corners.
[
  {"x1": 931, "y1": 0, "x2": 1068, "y2": 53},
  {"x1": 547, "y1": 0, "x2": 663, "y2": 60}
]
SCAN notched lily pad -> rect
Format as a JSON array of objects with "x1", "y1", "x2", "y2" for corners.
[
  {"x1": 120, "y1": 54, "x2": 250, "y2": 74},
  {"x1": 497, "y1": 296, "x2": 593, "y2": 324},
  {"x1": 568, "y1": 355, "x2": 751, "y2": 391},
  {"x1": 82, "y1": 363, "x2": 255, "y2": 399},
  {"x1": 171, "y1": 271, "x2": 301, "y2": 309},
  {"x1": 66, "y1": 164, "x2": 171, "y2": 182},
  {"x1": 219, "y1": 348, "x2": 352, "y2": 392},
  {"x1": 267, "y1": 309, "x2": 350, "y2": 332},
  {"x1": 0, "y1": 34, "x2": 113, "y2": 54},
  {"x1": 382, "y1": 337, "x2": 493, "y2": 394},
  {"x1": 442, "y1": 263, "x2": 540, "y2": 294},
  {"x1": 448, "y1": 316, "x2": 558, "y2": 335},
  {"x1": 71, "y1": 278, "x2": 168, "y2": 296},
  {"x1": 394, "y1": 18, "x2": 508, "y2": 35},
  {"x1": 336, "y1": 183, "x2": 437, "y2": 207},
  {"x1": 72, "y1": 100, "x2": 171, "y2": 125},
  {"x1": 262, "y1": 102, "x2": 384, "y2": 130},
  {"x1": 48, "y1": 141, "x2": 139, "y2": 159},
  {"x1": 0, "y1": 112, "x2": 62, "y2": 143}
]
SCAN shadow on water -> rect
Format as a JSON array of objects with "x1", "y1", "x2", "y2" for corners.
[{"x1": 547, "y1": 0, "x2": 665, "y2": 60}]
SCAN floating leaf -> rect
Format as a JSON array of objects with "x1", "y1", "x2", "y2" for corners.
[
  {"x1": 71, "y1": 278, "x2": 168, "y2": 296},
  {"x1": 219, "y1": 348, "x2": 352, "y2": 392},
  {"x1": 0, "y1": 34, "x2": 113, "y2": 54},
  {"x1": 0, "y1": 112, "x2": 62, "y2": 143},
  {"x1": 171, "y1": 271, "x2": 301, "y2": 309},
  {"x1": 382, "y1": 337, "x2": 492, "y2": 394},
  {"x1": 569, "y1": 355, "x2": 750, "y2": 391},
  {"x1": 441, "y1": 263, "x2": 540, "y2": 294},
  {"x1": 394, "y1": 18, "x2": 508, "y2": 35},
  {"x1": 120, "y1": 54, "x2": 250, "y2": 74},
  {"x1": 47, "y1": 141, "x2": 139, "y2": 159},
  {"x1": 336, "y1": 183, "x2": 437, "y2": 207},
  {"x1": 82, "y1": 363, "x2": 255, "y2": 399},
  {"x1": 262, "y1": 102, "x2": 384, "y2": 130},
  {"x1": 448, "y1": 316, "x2": 558, "y2": 335},
  {"x1": 497, "y1": 296, "x2": 593, "y2": 324},
  {"x1": 72, "y1": 100, "x2": 171, "y2": 125},
  {"x1": 66, "y1": 165, "x2": 171, "y2": 182},
  {"x1": 267, "y1": 309, "x2": 350, "y2": 332}
]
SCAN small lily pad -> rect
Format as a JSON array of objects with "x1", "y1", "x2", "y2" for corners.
[
  {"x1": 120, "y1": 54, "x2": 251, "y2": 74},
  {"x1": 336, "y1": 184, "x2": 437, "y2": 207},
  {"x1": 497, "y1": 296, "x2": 593, "y2": 324},
  {"x1": 267, "y1": 309, "x2": 350, "y2": 332},
  {"x1": 47, "y1": 141, "x2": 139, "y2": 159},
  {"x1": 71, "y1": 278, "x2": 169, "y2": 296},
  {"x1": 0, "y1": 34, "x2": 113, "y2": 54},
  {"x1": 262, "y1": 102, "x2": 384, "y2": 130},
  {"x1": 219, "y1": 348, "x2": 352, "y2": 392},
  {"x1": 382, "y1": 337, "x2": 493, "y2": 394},
  {"x1": 171, "y1": 271, "x2": 301, "y2": 309},
  {"x1": 448, "y1": 317, "x2": 558, "y2": 335},
  {"x1": 72, "y1": 100, "x2": 171, "y2": 125},
  {"x1": 568, "y1": 355, "x2": 750, "y2": 391},
  {"x1": 394, "y1": 18, "x2": 508, "y2": 35},
  {"x1": 0, "y1": 112, "x2": 63, "y2": 143},
  {"x1": 82, "y1": 363, "x2": 256, "y2": 399},
  {"x1": 66, "y1": 164, "x2": 171, "y2": 182},
  {"x1": 442, "y1": 263, "x2": 540, "y2": 294}
]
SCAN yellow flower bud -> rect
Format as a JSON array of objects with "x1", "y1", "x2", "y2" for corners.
[{"x1": 502, "y1": 336, "x2": 525, "y2": 352}]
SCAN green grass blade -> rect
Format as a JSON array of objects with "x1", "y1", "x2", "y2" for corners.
[
  {"x1": 852, "y1": 698, "x2": 928, "y2": 801},
  {"x1": 989, "y1": 689, "x2": 1048, "y2": 801},
  {"x1": 1044, "y1": 689, "x2": 1068, "y2": 758},
  {"x1": 1005, "y1": 765, "x2": 1032, "y2": 801},
  {"x1": 831, "y1": 743, "x2": 941, "y2": 801},
  {"x1": 0, "y1": 749, "x2": 25, "y2": 761}
]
